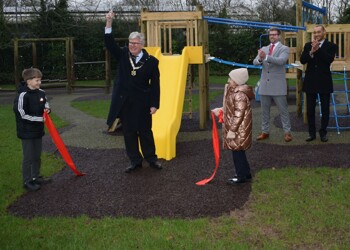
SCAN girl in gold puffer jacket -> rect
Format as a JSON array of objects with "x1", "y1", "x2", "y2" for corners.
[{"x1": 212, "y1": 68, "x2": 255, "y2": 184}]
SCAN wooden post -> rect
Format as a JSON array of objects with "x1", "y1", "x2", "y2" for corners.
[
  {"x1": 197, "y1": 5, "x2": 209, "y2": 129},
  {"x1": 70, "y1": 38, "x2": 74, "y2": 92},
  {"x1": 105, "y1": 49, "x2": 111, "y2": 94},
  {"x1": 296, "y1": 0, "x2": 304, "y2": 118},
  {"x1": 323, "y1": 8, "x2": 327, "y2": 24},
  {"x1": 32, "y1": 42, "x2": 37, "y2": 68},
  {"x1": 13, "y1": 38, "x2": 19, "y2": 90},
  {"x1": 66, "y1": 38, "x2": 73, "y2": 93},
  {"x1": 141, "y1": 8, "x2": 148, "y2": 46}
]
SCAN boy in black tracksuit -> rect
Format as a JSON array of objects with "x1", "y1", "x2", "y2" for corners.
[{"x1": 13, "y1": 68, "x2": 51, "y2": 191}]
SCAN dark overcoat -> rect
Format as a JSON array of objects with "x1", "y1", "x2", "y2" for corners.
[
  {"x1": 300, "y1": 39, "x2": 337, "y2": 94},
  {"x1": 105, "y1": 33, "x2": 160, "y2": 130}
]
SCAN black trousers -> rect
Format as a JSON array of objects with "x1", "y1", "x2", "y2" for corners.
[
  {"x1": 21, "y1": 138, "x2": 42, "y2": 183},
  {"x1": 120, "y1": 98, "x2": 157, "y2": 166},
  {"x1": 306, "y1": 93, "x2": 330, "y2": 137},
  {"x1": 232, "y1": 150, "x2": 251, "y2": 178}
]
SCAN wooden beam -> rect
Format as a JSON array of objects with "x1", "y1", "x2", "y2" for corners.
[
  {"x1": 13, "y1": 38, "x2": 19, "y2": 90},
  {"x1": 305, "y1": 24, "x2": 350, "y2": 33},
  {"x1": 296, "y1": 0, "x2": 303, "y2": 118},
  {"x1": 141, "y1": 11, "x2": 203, "y2": 21}
]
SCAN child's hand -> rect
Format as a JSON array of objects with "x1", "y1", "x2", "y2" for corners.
[
  {"x1": 226, "y1": 130, "x2": 236, "y2": 139},
  {"x1": 44, "y1": 108, "x2": 51, "y2": 114},
  {"x1": 211, "y1": 108, "x2": 222, "y2": 117}
]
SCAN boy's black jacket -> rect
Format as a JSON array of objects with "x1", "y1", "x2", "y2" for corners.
[{"x1": 13, "y1": 82, "x2": 47, "y2": 139}]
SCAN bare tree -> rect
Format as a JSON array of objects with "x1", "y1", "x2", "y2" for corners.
[
  {"x1": 254, "y1": 0, "x2": 294, "y2": 23},
  {"x1": 334, "y1": 0, "x2": 349, "y2": 21},
  {"x1": 309, "y1": 0, "x2": 346, "y2": 23}
]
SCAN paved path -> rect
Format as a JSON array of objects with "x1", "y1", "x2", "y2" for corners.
[
  {"x1": 48, "y1": 93, "x2": 125, "y2": 149},
  {"x1": 48, "y1": 91, "x2": 214, "y2": 150}
]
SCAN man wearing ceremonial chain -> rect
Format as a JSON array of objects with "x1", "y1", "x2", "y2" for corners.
[{"x1": 104, "y1": 11, "x2": 163, "y2": 173}]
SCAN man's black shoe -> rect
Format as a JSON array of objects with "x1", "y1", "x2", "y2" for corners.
[
  {"x1": 150, "y1": 161, "x2": 162, "y2": 170},
  {"x1": 320, "y1": 135, "x2": 328, "y2": 142},
  {"x1": 23, "y1": 181, "x2": 41, "y2": 191},
  {"x1": 33, "y1": 176, "x2": 52, "y2": 185},
  {"x1": 306, "y1": 136, "x2": 316, "y2": 142},
  {"x1": 125, "y1": 164, "x2": 142, "y2": 173}
]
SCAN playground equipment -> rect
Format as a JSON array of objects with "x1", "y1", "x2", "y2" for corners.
[
  {"x1": 13, "y1": 38, "x2": 74, "y2": 91},
  {"x1": 145, "y1": 47, "x2": 203, "y2": 160},
  {"x1": 138, "y1": 1, "x2": 350, "y2": 159},
  {"x1": 318, "y1": 67, "x2": 350, "y2": 134},
  {"x1": 140, "y1": 6, "x2": 209, "y2": 130},
  {"x1": 140, "y1": 6, "x2": 207, "y2": 160},
  {"x1": 301, "y1": 1, "x2": 327, "y2": 25},
  {"x1": 13, "y1": 37, "x2": 112, "y2": 93},
  {"x1": 203, "y1": 0, "x2": 350, "y2": 122}
]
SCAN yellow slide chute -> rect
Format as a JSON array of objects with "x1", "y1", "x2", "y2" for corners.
[{"x1": 145, "y1": 46, "x2": 203, "y2": 160}]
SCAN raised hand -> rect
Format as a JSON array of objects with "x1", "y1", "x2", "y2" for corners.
[
  {"x1": 211, "y1": 108, "x2": 222, "y2": 117},
  {"x1": 105, "y1": 10, "x2": 115, "y2": 28},
  {"x1": 311, "y1": 39, "x2": 320, "y2": 54}
]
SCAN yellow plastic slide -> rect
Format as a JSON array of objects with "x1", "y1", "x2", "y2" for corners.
[{"x1": 145, "y1": 46, "x2": 203, "y2": 160}]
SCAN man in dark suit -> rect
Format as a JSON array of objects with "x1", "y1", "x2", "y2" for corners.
[
  {"x1": 300, "y1": 25, "x2": 338, "y2": 142},
  {"x1": 104, "y1": 11, "x2": 162, "y2": 172}
]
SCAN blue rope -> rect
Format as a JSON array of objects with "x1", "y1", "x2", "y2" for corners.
[
  {"x1": 204, "y1": 16, "x2": 305, "y2": 32},
  {"x1": 209, "y1": 57, "x2": 297, "y2": 69}
]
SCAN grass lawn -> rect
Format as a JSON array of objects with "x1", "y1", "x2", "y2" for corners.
[{"x1": 1, "y1": 98, "x2": 350, "y2": 248}]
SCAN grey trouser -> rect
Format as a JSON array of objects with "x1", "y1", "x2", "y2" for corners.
[
  {"x1": 21, "y1": 138, "x2": 42, "y2": 184},
  {"x1": 260, "y1": 95, "x2": 291, "y2": 134}
]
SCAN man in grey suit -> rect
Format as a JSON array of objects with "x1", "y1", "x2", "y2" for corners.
[{"x1": 253, "y1": 27, "x2": 293, "y2": 142}]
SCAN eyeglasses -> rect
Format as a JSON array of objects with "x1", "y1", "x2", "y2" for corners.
[
  {"x1": 269, "y1": 33, "x2": 279, "y2": 36},
  {"x1": 129, "y1": 42, "x2": 142, "y2": 45}
]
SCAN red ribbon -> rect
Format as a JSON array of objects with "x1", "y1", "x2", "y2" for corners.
[
  {"x1": 196, "y1": 111, "x2": 221, "y2": 186},
  {"x1": 44, "y1": 112, "x2": 85, "y2": 176}
]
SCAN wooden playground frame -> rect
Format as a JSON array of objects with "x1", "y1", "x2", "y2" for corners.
[
  {"x1": 13, "y1": 37, "x2": 112, "y2": 94},
  {"x1": 13, "y1": 37, "x2": 74, "y2": 92}
]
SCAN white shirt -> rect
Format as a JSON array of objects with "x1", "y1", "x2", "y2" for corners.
[
  {"x1": 105, "y1": 27, "x2": 112, "y2": 34},
  {"x1": 134, "y1": 51, "x2": 143, "y2": 63}
]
